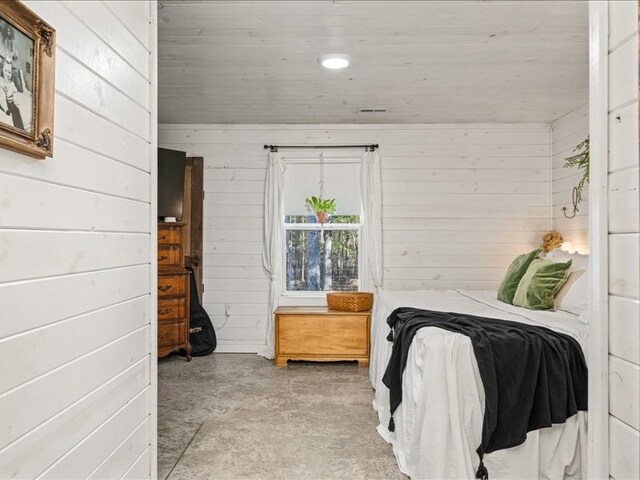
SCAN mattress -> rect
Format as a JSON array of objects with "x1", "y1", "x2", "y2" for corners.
[{"x1": 370, "y1": 289, "x2": 588, "y2": 480}]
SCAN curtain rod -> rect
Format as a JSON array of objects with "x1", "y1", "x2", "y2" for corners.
[{"x1": 264, "y1": 144, "x2": 378, "y2": 152}]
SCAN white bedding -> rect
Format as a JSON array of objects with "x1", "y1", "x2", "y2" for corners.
[{"x1": 370, "y1": 290, "x2": 588, "y2": 480}]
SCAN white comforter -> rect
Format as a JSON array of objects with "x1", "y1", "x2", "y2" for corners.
[{"x1": 370, "y1": 290, "x2": 588, "y2": 480}]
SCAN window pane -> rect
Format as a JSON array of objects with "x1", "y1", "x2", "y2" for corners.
[
  {"x1": 285, "y1": 229, "x2": 359, "y2": 291},
  {"x1": 284, "y1": 214, "x2": 360, "y2": 224}
]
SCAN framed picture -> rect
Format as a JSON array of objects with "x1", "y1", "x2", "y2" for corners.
[{"x1": 0, "y1": 1, "x2": 55, "y2": 159}]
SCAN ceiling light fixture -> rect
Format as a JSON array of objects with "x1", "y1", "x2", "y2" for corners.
[{"x1": 319, "y1": 54, "x2": 351, "y2": 69}]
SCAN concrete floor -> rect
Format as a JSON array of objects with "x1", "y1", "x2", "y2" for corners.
[{"x1": 158, "y1": 354, "x2": 406, "y2": 480}]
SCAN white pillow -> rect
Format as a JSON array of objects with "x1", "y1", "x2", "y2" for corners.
[{"x1": 545, "y1": 249, "x2": 589, "y2": 318}]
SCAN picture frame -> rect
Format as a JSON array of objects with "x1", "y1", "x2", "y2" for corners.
[{"x1": 0, "y1": 1, "x2": 55, "y2": 159}]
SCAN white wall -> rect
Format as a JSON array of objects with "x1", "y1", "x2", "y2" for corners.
[
  {"x1": 159, "y1": 124, "x2": 551, "y2": 352},
  {"x1": 0, "y1": 2, "x2": 156, "y2": 478},
  {"x1": 551, "y1": 103, "x2": 589, "y2": 252},
  {"x1": 607, "y1": 2, "x2": 640, "y2": 479}
]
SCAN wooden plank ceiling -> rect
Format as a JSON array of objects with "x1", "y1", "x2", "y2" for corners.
[{"x1": 158, "y1": 0, "x2": 588, "y2": 124}]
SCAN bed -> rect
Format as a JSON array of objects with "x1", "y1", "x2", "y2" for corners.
[{"x1": 369, "y1": 289, "x2": 588, "y2": 480}]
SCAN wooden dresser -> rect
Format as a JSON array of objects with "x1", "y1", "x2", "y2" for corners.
[
  {"x1": 158, "y1": 222, "x2": 191, "y2": 360},
  {"x1": 274, "y1": 307, "x2": 370, "y2": 367}
]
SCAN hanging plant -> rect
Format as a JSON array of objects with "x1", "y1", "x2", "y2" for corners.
[
  {"x1": 563, "y1": 136, "x2": 590, "y2": 204},
  {"x1": 305, "y1": 196, "x2": 336, "y2": 224}
]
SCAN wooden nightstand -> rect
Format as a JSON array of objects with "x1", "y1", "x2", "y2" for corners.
[{"x1": 274, "y1": 306, "x2": 371, "y2": 367}]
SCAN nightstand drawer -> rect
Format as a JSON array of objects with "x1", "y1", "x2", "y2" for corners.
[
  {"x1": 277, "y1": 315, "x2": 368, "y2": 355},
  {"x1": 158, "y1": 298, "x2": 187, "y2": 322},
  {"x1": 158, "y1": 273, "x2": 187, "y2": 298},
  {"x1": 158, "y1": 226, "x2": 182, "y2": 245},
  {"x1": 158, "y1": 322, "x2": 187, "y2": 347},
  {"x1": 158, "y1": 246, "x2": 182, "y2": 267}
]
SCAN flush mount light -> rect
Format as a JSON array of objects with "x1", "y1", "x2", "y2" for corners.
[{"x1": 319, "y1": 54, "x2": 351, "y2": 69}]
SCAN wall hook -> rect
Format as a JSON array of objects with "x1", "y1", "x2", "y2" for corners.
[{"x1": 562, "y1": 187, "x2": 579, "y2": 219}]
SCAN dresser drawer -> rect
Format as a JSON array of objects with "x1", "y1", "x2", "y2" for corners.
[
  {"x1": 158, "y1": 322, "x2": 187, "y2": 347},
  {"x1": 158, "y1": 273, "x2": 187, "y2": 298},
  {"x1": 158, "y1": 246, "x2": 182, "y2": 267},
  {"x1": 277, "y1": 314, "x2": 368, "y2": 356},
  {"x1": 158, "y1": 226, "x2": 182, "y2": 245},
  {"x1": 158, "y1": 298, "x2": 187, "y2": 322}
]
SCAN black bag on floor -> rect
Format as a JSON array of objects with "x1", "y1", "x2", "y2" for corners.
[{"x1": 183, "y1": 267, "x2": 216, "y2": 356}]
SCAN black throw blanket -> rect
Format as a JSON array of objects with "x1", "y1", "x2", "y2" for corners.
[{"x1": 382, "y1": 307, "x2": 588, "y2": 479}]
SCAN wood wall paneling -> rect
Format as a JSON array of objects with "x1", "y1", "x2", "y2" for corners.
[
  {"x1": 551, "y1": 103, "x2": 589, "y2": 252},
  {"x1": 609, "y1": 0, "x2": 639, "y2": 47},
  {"x1": 86, "y1": 418, "x2": 151, "y2": 480},
  {"x1": 0, "y1": 360, "x2": 149, "y2": 479},
  {"x1": 608, "y1": 38, "x2": 640, "y2": 111},
  {"x1": 0, "y1": 328, "x2": 149, "y2": 450},
  {"x1": 0, "y1": 297, "x2": 149, "y2": 395},
  {"x1": 0, "y1": 1, "x2": 155, "y2": 478},
  {"x1": 121, "y1": 447, "x2": 152, "y2": 480},
  {"x1": 54, "y1": 95, "x2": 150, "y2": 171},
  {"x1": 31, "y1": 1, "x2": 150, "y2": 109},
  {"x1": 609, "y1": 234, "x2": 640, "y2": 299},
  {"x1": 609, "y1": 102, "x2": 640, "y2": 173},
  {"x1": 38, "y1": 388, "x2": 150, "y2": 479},
  {"x1": 609, "y1": 355, "x2": 640, "y2": 430},
  {"x1": 606, "y1": 3, "x2": 640, "y2": 478},
  {"x1": 609, "y1": 295, "x2": 640, "y2": 364},
  {"x1": 55, "y1": 50, "x2": 150, "y2": 139},
  {"x1": 104, "y1": 1, "x2": 152, "y2": 50},
  {"x1": 608, "y1": 168, "x2": 640, "y2": 233},
  {"x1": 609, "y1": 415, "x2": 640, "y2": 480},
  {"x1": 160, "y1": 124, "x2": 551, "y2": 352},
  {"x1": 0, "y1": 265, "x2": 150, "y2": 339},
  {"x1": 60, "y1": 1, "x2": 151, "y2": 79}
]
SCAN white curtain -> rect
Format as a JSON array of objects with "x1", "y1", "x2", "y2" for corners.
[
  {"x1": 361, "y1": 150, "x2": 383, "y2": 289},
  {"x1": 259, "y1": 150, "x2": 285, "y2": 359}
]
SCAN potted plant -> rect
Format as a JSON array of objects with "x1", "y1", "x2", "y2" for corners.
[
  {"x1": 563, "y1": 136, "x2": 589, "y2": 204},
  {"x1": 305, "y1": 196, "x2": 336, "y2": 224}
]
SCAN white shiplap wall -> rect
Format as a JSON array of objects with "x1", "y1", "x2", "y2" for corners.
[
  {"x1": 551, "y1": 103, "x2": 590, "y2": 252},
  {"x1": 607, "y1": 2, "x2": 640, "y2": 479},
  {"x1": 159, "y1": 124, "x2": 551, "y2": 352},
  {"x1": 0, "y1": 2, "x2": 156, "y2": 479}
]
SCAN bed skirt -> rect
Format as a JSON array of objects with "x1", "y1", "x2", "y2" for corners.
[{"x1": 370, "y1": 290, "x2": 588, "y2": 480}]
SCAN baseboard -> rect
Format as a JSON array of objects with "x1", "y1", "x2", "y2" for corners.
[{"x1": 214, "y1": 341, "x2": 265, "y2": 353}]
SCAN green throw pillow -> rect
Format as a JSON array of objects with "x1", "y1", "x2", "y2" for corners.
[
  {"x1": 497, "y1": 249, "x2": 542, "y2": 304},
  {"x1": 512, "y1": 258, "x2": 572, "y2": 310}
]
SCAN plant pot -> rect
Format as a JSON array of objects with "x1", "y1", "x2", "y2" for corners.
[{"x1": 316, "y1": 212, "x2": 329, "y2": 224}]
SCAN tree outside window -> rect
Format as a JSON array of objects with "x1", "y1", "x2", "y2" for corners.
[{"x1": 284, "y1": 215, "x2": 360, "y2": 292}]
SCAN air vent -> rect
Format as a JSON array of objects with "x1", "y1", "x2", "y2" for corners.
[{"x1": 359, "y1": 108, "x2": 387, "y2": 113}]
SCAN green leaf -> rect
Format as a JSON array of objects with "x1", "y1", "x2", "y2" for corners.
[
  {"x1": 563, "y1": 136, "x2": 589, "y2": 206},
  {"x1": 303, "y1": 195, "x2": 337, "y2": 214}
]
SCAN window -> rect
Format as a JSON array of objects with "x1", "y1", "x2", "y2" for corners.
[
  {"x1": 282, "y1": 158, "x2": 362, "y2": 294},
  {"x1": 285, "y1": 215, "x2": 360, "y2": 292}
]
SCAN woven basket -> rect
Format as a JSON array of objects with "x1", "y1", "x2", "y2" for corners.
[{"x1": 326, "y1": 291, "x2": 374, "y2": 312}]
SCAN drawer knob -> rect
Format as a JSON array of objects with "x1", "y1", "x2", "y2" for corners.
[
  {"x1": 159, "y1": 308, "x2": 173, "y2": 315},
  {"x1": 159, "y1": 235, "x2": 167, "y2": 240},
  {"x1": 158, "y1": 255, "x2": 168, "y2": 261},
  {"x1": 158, "y1": 285, "x2": 174, "y2": 292}
]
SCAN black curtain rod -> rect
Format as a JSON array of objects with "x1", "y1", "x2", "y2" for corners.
[{"x1": 264, "y1": 144, "x2": 378, "y2": 152}]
